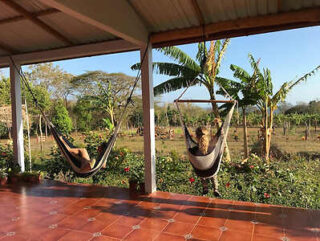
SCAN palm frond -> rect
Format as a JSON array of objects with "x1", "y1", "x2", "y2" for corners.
[
  {"x1": 271, "y1": 65, "x2": 320, "y2": 107},
  {"x1": 230, "y1": 64, "x2": 251, "y2": 82},
  {"x1": 131, "y1": 62, "x2": 198, "y2": 78},
  {"x1": 248, "y1": 54, "x2": 263, "y2": 79},
  {"x1": 154, "y1": 76, "x2": 200, "y2": 96},
  {"x1": 131, "y1": 63, "x2": 140, "y2": 71},
  {"x1": 157, "y1": 46, "x2": 200, "y2": 71},
  {"x1": 263, "y1": 68, "x2": 273, "y2": 95},
  {"x1": 196, "y1": 42, "x2": 208, "y2": 66},
  {"x1": 215, "y1": 77, "x2": 241, "y2": 99},
  {"x1": 289, "y1": 65, "x2": 320, "y2": 90},
  {"x1": 153, "y1": 62, "x2": 198, "y2": 77},
  {"x1": 205, "y1": 41, "x2": 216, "y2": 77},
  {"x1": 214, "y1": 39, "x2": 230, "y2": 75}
]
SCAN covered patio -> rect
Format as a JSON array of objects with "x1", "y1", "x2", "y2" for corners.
[
  {"x1": 0, "y1": 180, "x2": 319, "y2": 241},
  {"x1": 0, "y1": 0, "x2": 319, "y2": 240}
]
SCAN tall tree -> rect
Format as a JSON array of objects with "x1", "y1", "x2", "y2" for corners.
[
  {"x1": 72, "y1": 71, "x2": 139, "y2": 129},
  {"x1": 27, "y1": 63, "x2": 73, "y2": 106}
]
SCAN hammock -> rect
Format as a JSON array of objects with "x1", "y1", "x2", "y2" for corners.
[
  {"x1": 176, "y1": 100, "x2": 236, "y2": 178},
  {"x1": 49, "y1": 120, "x2": 120, "y2": 177}
]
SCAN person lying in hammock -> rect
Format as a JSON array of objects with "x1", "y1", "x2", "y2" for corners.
[
  {"x1": 59, "y1": 137, "x2": 96, "y2": 172},
  {"x1": 195, "y1": 122, "x2": 222, "y2": 197}
]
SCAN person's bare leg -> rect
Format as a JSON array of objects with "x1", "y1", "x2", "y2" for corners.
[
  {"x1": 77, "y1": 149, "x2": 95, "y2": 170},
  {"x1": 212, "y1": 175, "x2": 221, "y2": 197},
  {"x1": 201, "y1": 178, "x2": 209, "y2": 195}
]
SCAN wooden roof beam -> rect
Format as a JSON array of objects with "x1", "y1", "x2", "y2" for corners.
[
  {"x1": 0, "y1": 39, "x2": 137, "y2": 68},
  {"x1": 0, "y1": 8, "x2": 59, "y2": 25},
  {"x1": 151, "y1": 7, "x2": 320, "y2": 47},
  {"x1": 0, "y1": 0, "x2": 72, "y2": 45},
  {"x1": 40, "y1": 0, "x2": 149, "y2": 46}
]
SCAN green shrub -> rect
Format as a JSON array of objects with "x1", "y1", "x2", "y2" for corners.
[
  {"x1": 0, "y1": 123, "x2": 9, "y2": 139},
  {"x1": 51, "y1": 100, "x2": 72, "y2": 134},
  {"x1": 43, "y1": 147, "x2": 75, "y2": 182}
]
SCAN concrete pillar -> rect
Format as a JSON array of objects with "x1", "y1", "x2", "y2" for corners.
[
  {"x1": 141, "y1": 43, "x2": 156, "y2": 193},
  {"x1": 10, "y1": 62, "x2": 25, "y2": 172}
]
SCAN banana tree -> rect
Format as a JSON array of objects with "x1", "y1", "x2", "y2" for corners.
[
  {"x1": 252, "y1": 55, "x2": 320, "y2": 161},
  {"x1": 217, "y1": 58, "x2": 261, "y2": 158}
]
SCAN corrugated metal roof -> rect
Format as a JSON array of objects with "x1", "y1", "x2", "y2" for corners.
[
  {"x1": 130, "y1": 0, "x2": 199, "y2": 32},
  {"x1": 39, "y1": 12, "x2": 116, "y2": 45},
  {"x1": 132, "y1": 0, "x2": 320, "y2": 29},
  {"x1": 0, "y1": 19, "x2": 64, "y2": 52},
  {"x1": 15, "y1": 0, "x2": 48, "y2": 12},
  {"x1": 0, "y1": 1, "x2": 20, "y2": 20},
  {"x1": 0, "y1": 0, "x2": 319, "y2": 61}
]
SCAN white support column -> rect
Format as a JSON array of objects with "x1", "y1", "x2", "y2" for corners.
[
  {"x1": 141, "y1": 43, "x2": 156, "y2": 193},
  {"x1": 10, "y1": 62, "x2": 25, "y2": 172}
]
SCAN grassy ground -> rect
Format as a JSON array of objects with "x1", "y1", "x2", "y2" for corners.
[
  {"x1": 2, "y1": 126, "x2": 320, "y2": 162},
  {"x1": 116, "y1": 126, "x2": 320, "y2": 158}
]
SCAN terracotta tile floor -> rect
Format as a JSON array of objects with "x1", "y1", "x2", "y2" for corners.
[{"x1": 0, "y1": 180, "x2": 319, "y2": 241}]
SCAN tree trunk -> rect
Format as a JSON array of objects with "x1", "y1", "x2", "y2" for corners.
[
  {"x1": 242, "y1": 107, "x2": 249, "y2": 159},
  {"x1": 305, "y1": 122, "x2": 310, "y2": 140},
  {"x1": 264, "y1": 100, "x2": 269, "y2": 162},
  {"x1": 65, "y1": 96, "x2": 68, "y2": 109},
  {"x1": 39, "y1": 115, "x2": 43, "y2": 154},
  {"x1": 8, "y1": 126, "x2": 11, "y2": 139},
  {"x1": 266, "y1": 110, "x2": 274, "y2": 161},
  {"x1": 283, "y1": 122, "x2": 287, "y2": 136},
  {"x1": 25, "y1": 99, "x2": 32, "y2": 171}
]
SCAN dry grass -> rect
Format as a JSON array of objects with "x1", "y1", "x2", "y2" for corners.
[
  {"x1": 116, "y1": 126, "x2": 320, "y2": 158},
  {"x1": 1, "y1": 126, "x2": 320, "y2": 161}
]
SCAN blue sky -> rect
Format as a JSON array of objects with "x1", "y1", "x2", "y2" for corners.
[{"x1": 1, "y1": 26, "x2": 320, "y2": 107}]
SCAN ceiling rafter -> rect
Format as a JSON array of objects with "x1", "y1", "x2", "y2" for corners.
[
  {"x1": 0, "y1": 8, "x2": 59, "y2": 25},
  {"x1": 0, "y1": 0, "x2": 72, "y2": 45},
  {"x1": 277, "y1": 0, "x2": 282, "y2": 12}
]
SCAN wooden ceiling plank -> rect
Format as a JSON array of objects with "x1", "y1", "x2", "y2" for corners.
[
  {"x1": 0, "y1": 0, "x2": 72, "y2": 45},
  {"x1": 0, "y1": 41, "x2": 17, "y2": 54},
  {"x1": 191, "y1": 0, "x2": 205, "y2": 25},
  {"x1": 0, "y1": 39, "x2": 137, "y2": 68}
]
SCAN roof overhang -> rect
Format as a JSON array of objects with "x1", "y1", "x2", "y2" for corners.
[{"x1": 0, "y1": 1, "x2": 319, "y2": 67}]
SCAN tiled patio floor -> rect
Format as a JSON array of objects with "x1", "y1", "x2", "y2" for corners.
[{"x1": 0, "y1": 180, "x2": 318, "y2": 241}]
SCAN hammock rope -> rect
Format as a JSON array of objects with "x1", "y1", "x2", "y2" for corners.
[{"x1": 9, "y1": 41, "x2": 149, "y2": 177}]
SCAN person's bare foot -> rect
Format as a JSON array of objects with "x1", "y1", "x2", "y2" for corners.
[
  {"x1": 213, "y1": 190, "x2": 221, "y2": 197},
  {"x1": 202, "y1": 186, "x2": 208, "y2": 195}
]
